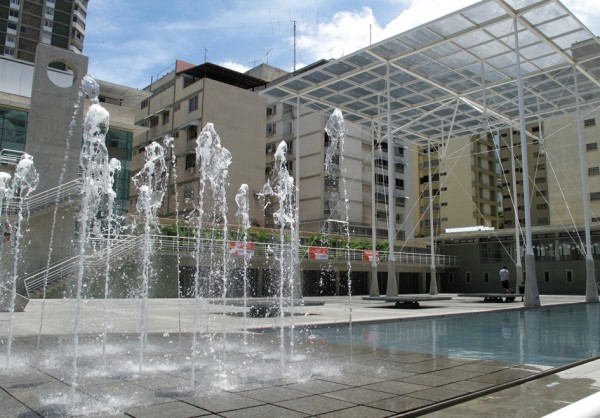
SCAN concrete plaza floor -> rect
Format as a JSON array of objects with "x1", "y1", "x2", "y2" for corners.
[{"x1": 0, "y1": 294, "x2": 598, "y2": 417}]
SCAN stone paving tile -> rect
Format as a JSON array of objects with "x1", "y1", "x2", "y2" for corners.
[
  {"x1": 367, "y1": 394, "x2": 432, "y2": 413},
  {"x1": 362, "y1": 380, "x2": 430, "y2": 396},
  {"x1": 0, "y1": 367, "x2": 54, "y2": 385},
  {"x1": 321, "y1": 372, "x2": 388, "y2": 386},
  {"x1": 422, "y1": 367, "x2": 485, "y2": 381},
  {"x1": 0, "y1": 388, "x2": 40, "y2": 418},
  {"x1": 123, "y1": 400, "x2": 211, "y2": 418},
  {"x1": 285, "y1": 379, "x2": 352, "y2": 394},
  {"x1": 469, "y1": 367, "x2": 538, "y2": 385},
  {"x1": 78, "y1": 380, "x2": 168, "y2": 409},
  {"x1": 399, "y1": 373, "x2": 462, "y2": 387},
  {"x1": 3, "y1": 379, "x2": 109, "y2": 417},
  {"x1": 408, "y1": 385, "x2": 470, "y2": 402},
  {"x1": 177, "y1": 391, "x2": 265, "y2": 413},
  {"x1": 221, "y1": 403, "x2": 306, "y2": 418},
  {"x1": 318, "y1": 405, "x2": 395, "y2": 417},
  {"x1": 275, "y1": 394, "x2": 356, "y2": 415},
  {"x1": 455, "y1": 360, "x2": 515, "y2": 374},
  {"x1": 445, "y1": 379, "x2": 496, "y2": 393},
  {"x1": 236, "y1": 385, "x2": 309, "y2": 403},
  {"x1": 322, "y1": 387, "x2": 397, "y2": 404},
  {"x1": 348, "y1": 359, "x2": 417, "y2": 379}
]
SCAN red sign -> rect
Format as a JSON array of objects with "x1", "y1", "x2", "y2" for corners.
[
  {"x1": 309, "y1": 247, "x2": 329, "y2": 260},
  {"x1": 229, "y1": 241, "x2": 255, "y2": 256},
  {"x1": 362, "y1": 250, "x2": 380, "y2": 262}
]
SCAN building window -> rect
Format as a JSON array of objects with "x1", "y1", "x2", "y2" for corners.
[
  {"x1": 185, "y1": 153, "x2": 196, "y2": 170},
  {"x1": 465, "y1": 271, "x2": 471, "y2": 284},
  {"x1": 591, "y1": 192, "x2": 600, "y2": 201},
  {"x1": 589, "y1": 167, "x2": 600, "y2": 176},
  {"x1": 187, "y1": 125, "x2": 197, "y2": 141},
  {"x1": 586, "y1": 142, "x2": 598, "y2": 151},
  {"x1": 266, "y1": 123, "x2": 276, "y2": 135},
  {"x1": 162, "y1": 111, "x2": 170, "y2": 126},
  {"x1": 584, "y1": 118, "x2": 596, "y2": 127},
  {"x1": 188, "y1": 95, "x2": 199, "y2": 112},
  {"x1": 544, "y1": 271, "x2": 550, "y2": 282},
  {"x1": 174, "y1": 102, "x2": 180, "y2": 112},
  {"x1": 565, "y1": 270, "x2": 573, "y2": 283},
  {"x1": 149, "y1": 116, "x2": 159, "y2": 128},
  {"x1": 266, "y1": 105, "x2": 276, "y2": 116},
  {"x1": 9, "y1": 9, "x2": 19, "y2": 19},
  {"x1": 141, "y1": 98, "x2": 149, "y2": 109}
]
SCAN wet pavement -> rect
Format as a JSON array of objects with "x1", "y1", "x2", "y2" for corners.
[{"x1": 0, "y1": 295, "x2": 598, "y2": 417}]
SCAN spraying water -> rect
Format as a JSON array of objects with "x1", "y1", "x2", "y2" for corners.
[
  {"x1": 325, "y1": 109, "x2": 353, "y2": 327},
  {"x1": 4, "y1": 154, "x2": 39, "y2": 368},
  {"x1": 72, "y1": 74, "x2": 115, "y2": 390},
  {"x1": 235, "y1": 184, "x2": 251, "y2": 345},
  {"x1": 260, "y1": 141, "x2": 296, "y2": 366},
  {"x1": 190, "y1": 123, "x2": 232, "y2": 389},
  {"x1": 131, "y1": 141, "x2": 168, "y2": 373}
]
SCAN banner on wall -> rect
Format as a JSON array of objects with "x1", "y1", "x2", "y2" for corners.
[
  {"x1": 309, "y1": 247, "x2": 329, "y2": 260},
  {"x1": 229, "y1": 241, "x2": 255, "y2": 257},
  {"x1": 362, "y1": 250, "x2": 380, "y2": 262}
]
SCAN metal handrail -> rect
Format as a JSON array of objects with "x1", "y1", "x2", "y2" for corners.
[
  {"x1": 3, "y1": 178, "x2": 84, "y2": 214},
  {"x1": 22, "y1": 234, "x2": 459, "y2": 297},
  {"x1": 23, "y1": 235, "x2": 141, "y2": 297}
]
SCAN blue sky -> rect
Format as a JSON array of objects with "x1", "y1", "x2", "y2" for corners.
[{"x1": 84, "y1": 0, "x2": 600, "y2": 89}]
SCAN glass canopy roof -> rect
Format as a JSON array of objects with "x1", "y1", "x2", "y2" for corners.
[{"x1": 260, "y1": 0, "x2": 600, "y2": 145}]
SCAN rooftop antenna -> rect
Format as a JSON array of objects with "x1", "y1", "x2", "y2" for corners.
[
  {"x1": 293, "y1": 20, "x2": 297, "y2": 72},
  {"x1": 265, "y1": 48, "x2": 273, "y2": 65},
  {"x1": 203, "y1": 47, "x2": 208, "y2": 63}
]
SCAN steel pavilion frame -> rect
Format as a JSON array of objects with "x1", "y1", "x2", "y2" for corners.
[{"x1": 260, "y1": 0, "x2": 600, "y2": 306}]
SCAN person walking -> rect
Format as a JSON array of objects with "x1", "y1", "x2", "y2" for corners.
[{"x1": 499, "y1": 266, "x2": 510, "y2": 290}]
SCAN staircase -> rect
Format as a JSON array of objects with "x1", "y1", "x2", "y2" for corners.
[{"x1": 23, "y1": 235, "x2": 141, "y2": 297}]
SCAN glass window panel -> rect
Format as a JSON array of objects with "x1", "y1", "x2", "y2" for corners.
[
  {"x1": 429, "y1": 14, "x2": 474, "y2": 37},
  {"x1": 461, "y1": 1, "x2": 506, "y2": 24},
  {"x1": 537, "y1": 16, "x2": 580, "y2": 38},
  {"x1": 372, "y1": 39, "x2": 409, "y2": 59},
  {"x1": 522, "y1": 3, "x2": 566, "y2": 25},
  {"x1": 454, "y1": 30, "x2": 494, "y2": 48},
  {"x1": 324, "y1": 61, "x2": 356, "y2": 76},
  {"x1": 301, "y1": 71, "x2": 332, "y2": 84},
  {"x1": 346, "y1": 52, "x2": 378, "y2": 67},
  {"x1": 348, "y1": 71, "x2": 378, "y2": 84},
  {"x1": 328, "y1": 80, "x2": 353, "y2": 91},
  {"x1": 470, "y1": 41, "x2": 511, "y2": 60},
  {"x1": 402, "y1": 28, "x2": 443, "y2": 48},
  {"x1": 424, "y1": 42, "x2": 461, "y2": 59},
  {"x1": 308, "y1": 88, "x2": 333, "y2": 98},
  {"x1": 504, "y1": 0, "x2": 545, "y2": 11},
  {"x1": 282, "y1": 79, "x2": 310, "y2": 91}
]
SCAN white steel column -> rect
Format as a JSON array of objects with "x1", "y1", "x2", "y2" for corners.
[
  {"x1": 514, "y1": 17, "x2": 540, "y2": 307},
  {"x1": 385, "y1": 63, "x2": 398, "y2": 296},
  {"x1": 573, "y1": 68, "x2": 599, "y2": 303},
  {"x1": 509, "y1": 129, "x2": 524, "y2": 287},
  {"x1": 370, "y1": 120, "x2": 380, "y2": 296},
  {"x1": 427, "y1": 138, "x2": 438, "y2": 295}
]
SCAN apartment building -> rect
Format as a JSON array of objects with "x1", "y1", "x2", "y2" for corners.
[
  {"x1": 497, "y1": 124, "x2": 549, "y2": 228},
  {"x1": 416, "y1": 133, "x2": 500, "y2": 237},
  {"x1": 130, "y1": 60, "x2": 268, "y2": 227},
  {"x1": 544, "y1": 110, "x2": 600, "y2": 226},
  {"x1": 1, "y1": 0, "x2": 87, "y2": 63},
  {"x1": 263, "y1": 90, "x2": 410, "y2": 240}
]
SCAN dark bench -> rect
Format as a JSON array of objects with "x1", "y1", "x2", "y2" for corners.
[
  {"x1": 213, "y1": 298, "x2": 325, "y2": 317},
  {"x1": 362, "y1": 295, "x2": 452, "y2": 308},
  {"x1": 457, "y1": 293, "x2": 524, "y2": 303}
]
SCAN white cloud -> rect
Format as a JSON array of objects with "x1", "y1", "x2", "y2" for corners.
[
  {"x1": 296, "y1": 7, "x2": 379, "y2": 63},
  {"x1": 219, "y1": 61, "x2": 251, "y2": 73}
]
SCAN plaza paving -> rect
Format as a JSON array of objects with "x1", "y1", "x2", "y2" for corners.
[{"x1": 0, "y1": 295, "x2": 598, "y2": 417}]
